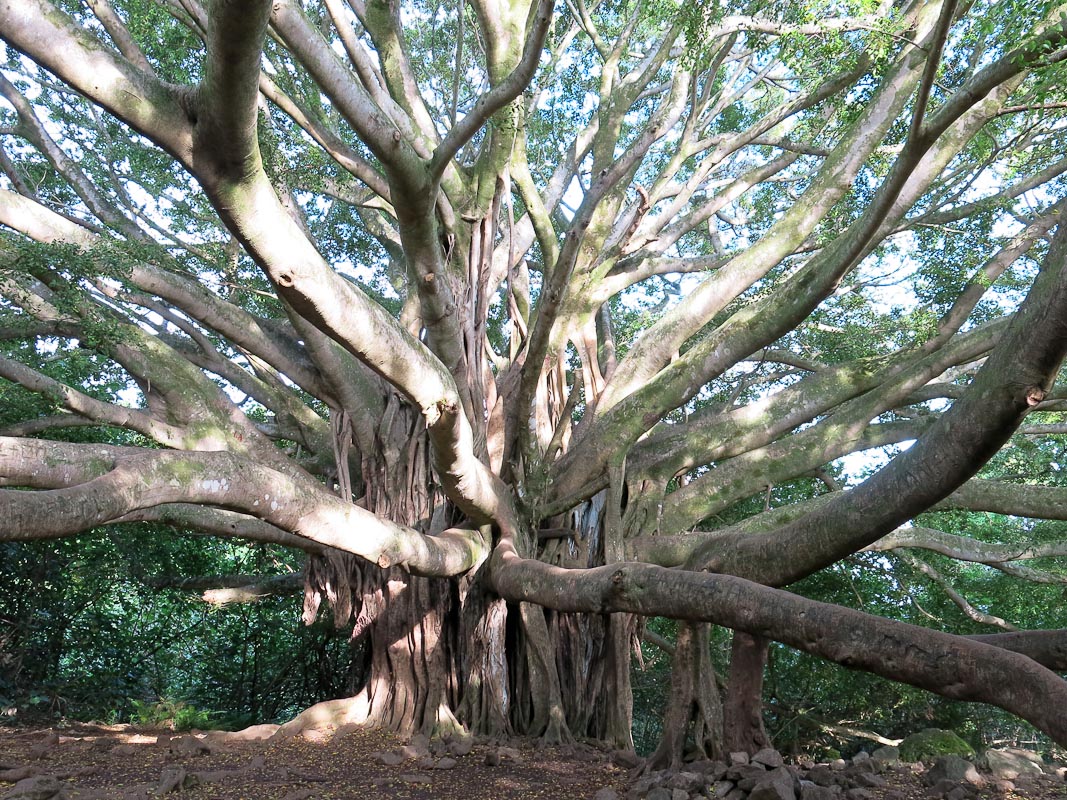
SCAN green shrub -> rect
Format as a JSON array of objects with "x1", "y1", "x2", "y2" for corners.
[
  {"x1": 129, "y1": 697, "x2": 213, "y2": 732},
  {"x1": 898, "y1": 728, "x2": 975, "y2": 762}
]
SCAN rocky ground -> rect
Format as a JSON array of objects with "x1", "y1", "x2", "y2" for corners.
[{"x1": 0, "y1": 724, "x2": 1064, "y2": 800}]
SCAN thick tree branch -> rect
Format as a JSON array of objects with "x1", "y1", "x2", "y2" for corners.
[
  {"x1": 0, "y1": 0, "x2": 193, "y2": 163},
  {"x1": 194, "y1": 0, "x2": 272, "y2": 180},
  {"x1": 490, "y1": 546, "x2": 1067, "y2": 746},
  {"x1": 429, "y1": 0, "x2": 553, "y2": 181},
  {"x1": 0, "y1": 438, "x2": 488, "y2": 577}
]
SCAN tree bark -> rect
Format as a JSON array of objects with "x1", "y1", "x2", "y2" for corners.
[{"x1": 723, "y1": 632, "x2": 772, "y2": 756}]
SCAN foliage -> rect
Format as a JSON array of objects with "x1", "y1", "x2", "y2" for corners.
[{"x1": 129, "y1": 697, "x2": 213, "y2": 732}]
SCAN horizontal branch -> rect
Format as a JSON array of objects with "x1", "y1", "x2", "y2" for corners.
[
  {"x1": 143, "y1": 572, "x2": 302, "y2": 604},
  {"x1": 870, "y1": 525, "x2": 1067, "y2": 564},
  {"x1": 0, "y1": 438, "x2": 488, "y2": 578},
  {"x1": 490, "y1": 543, "x2": 1067, "y2": 746}
]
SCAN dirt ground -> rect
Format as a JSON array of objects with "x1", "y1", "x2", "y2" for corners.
[
  {"x1": 0, "y1": 723, "x2": 629, "y2": 799},
  {"x1": 0, "y1": 724, "x2": 1064, "y2": 800}
]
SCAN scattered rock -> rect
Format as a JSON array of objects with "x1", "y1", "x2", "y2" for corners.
[
  {"x1": 846, "y1": 759, "x2": 876, "y2": 775},
  {"x1": 498, "y1": 746, "x2": 523, "y2": 764},
  {"x1": 730, "y1": 752, "x2": 750, "y2": 765},
  {"x1": 689, "y1": 759, "x2": 727, "y2": 780},
  {"x1": 753, "y1": 749, "x2": 785, "y2": 769},
  {"x1": 851, "y1": 772, "x2": 888, "y2": 788},
  {"x1": 829, "y1": 759, "x2": 847, "y2": 771},
  {"x1": 923, "y1": 756, "x2": 980, "y2": 787},
  {"x1": 593, "y1": 789, "x2": 619, "y2": 800},
  {"x1": 750, "y1": 766, "x2": 798, "y2": 800},
  {"x1": 871, "y1": 746, "x2": 900, "y2": 765},
  {"x1": 373, "y1": 750, "x2": 406, "y2": 766},
  {"x1": 667, "y1": 771, "x2": 704, "y2": 792},
  {"x1": 984, "y1": 748, "x2": 1044, "y2": 781},
  {"x1": 709, "y1": 780, "x2": 735, "y2": 798},
  {"x1": 729, "y1": 763, "x2": 770, "y2": 786},
  {"x1": 806, "y1": 765, "x2": 839, "y2": 788},
  {"x1": 992, "y1": 779, "x2": 1015, "y2": 793},
  {"x1": 447, "y1": 738, "x2": 474, "y2": 757},
  {"x1": 798, "y1": 782, "x2": 836, "y2": 800},
  {"x1": 845, "y1": 789, "x2": 875, "y2": 800},
  {"x1": 484, "y1": 750, "x2": 501, "y2": 767},
  {"x1": 644, "y1": 788, "x2": 673, "y2": 800},
  {"x1": 399, "y1": 772, "x2": 433, "y2": 784},
  {"x1": 851, "y1": 752, "x2": 870, "y2": 764},
  {"x1": 407, "y1": 734, "x2": 431, "y2": 757}
]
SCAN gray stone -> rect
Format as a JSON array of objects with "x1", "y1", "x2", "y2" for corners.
[
  {"x1": 851, "y1": 752, "x2": 870, "y2": 764},
  {"x1": 671, "y1": 791, "x2": 689, "y2": 800},
  {"x1": 709, "y1": 781, "x2": 735, "y2": 798},
  {"x1": 690, "y1": 760, "x2": 727, "y2": 781},
  {"x1": 851, "y1": 773, "x2": 887, "y2": 788},
  {"x1": 592, "y1": 789, "x2": 619, "y2": 800},
  {"x1": 871, "y1": 746, "x2": 899, "y2": 764},
  {"x1": 985, "y1": 748, "x2": 1044, "y2": 780},
  {"x1": 730, "y1": 752, "x2": 750, "y2": 765},
  {"x1": 798, "y1": 782, "x2": 836, "y2": 800},
  {"x1": 725, "y1": 790, "x2": 747, "y2": 800},
  {"x1": 645, "y1": 788, "x2": 673, "y2": 800},
  {"x1": 844, "y1": 790, "x2": 874, "y2": 800},
  {"x1": 668, "y1": 772, "x2": 704, "y2": 792},
  {"x1": 749, "y1": 767, "x2": 797, "y2": 800},
  {"x1": 753, "y1": 748, "x2": 785, "y2": 769},
  {"x1": 806, "y1": 765, "x2": 838, "y2": 787},
  {"x1": 925, "y1": 755, "x2": 983, "y2": 788},
  {"x1": 829, "y1": 759, "x2": 847, "y2": 771},
  {"x1": 749, "y1": 783, "x2": 795, "y2": 800},
  {"x1": 399, "y1": 773, "x2": 433, "y2": 785},
  {"x1": 374, "y1": 750, "x2": 406, "y2": 766},
  {"x1": 727, "y1": 763, "x2": 768, "y2": 782},
  {"x1": 927, "y1": 778, "x2": 961, "y2": 797},
  {"x1": 498, "y1": 745, "x2": 524, "y2": 763},
  {"x1": 447, "y1": 738, "x2": 474, "y2": 757},
  {"x1": 846, "y1": 759, "x2": 875, "y2": 775},
  {"x1": 434, "y1": 757, "x2": 458, "y2": 770},
  {"x1": 945, "y1": 787, "x2": 973, "y2": 800}
]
